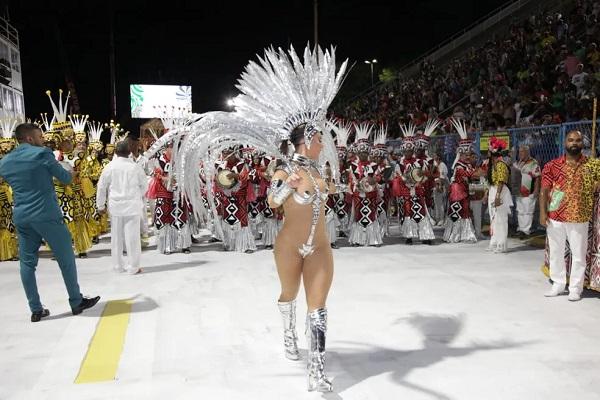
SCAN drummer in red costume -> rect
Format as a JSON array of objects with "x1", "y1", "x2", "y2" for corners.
[
  {"x1": 330, "y1": 120, "x2": 352, "y2": 239},
  {"x1": 348, "y1": 123, "x2": 383, "y2": 247},
  {"x1": 397, "y1": 122, "x2": 436, "y2": 245},
  {"x1": 443, "y1": 118, "x2": 479, "y2": 243},
  {"x1": 415, "y1": 119, "x2": 442, "y2": 218},
  {"x1": 372, "y1": 124, "x2": 394, "y2": 239},
  {"x1": 215, "y1": 146, "x2": 256, "y2": 253}
]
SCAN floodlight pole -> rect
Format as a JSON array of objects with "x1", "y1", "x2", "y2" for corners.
[
  {"x1": 314, "y1": 0, "x2": 318, "y2": 45},
  {"x1": 109, "y1": 2, "x2": 117, "y2": 119}
]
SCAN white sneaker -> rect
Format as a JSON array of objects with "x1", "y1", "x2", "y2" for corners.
[
  {"x1": 568, "y1": 291, "x2": 582, "y2": 302},
  {"x1": 544, "y1": 284, "x2": 566, "y2": 297},
  {"x1": 126, "y1": 267, "x2": 142, "y2": 275}
]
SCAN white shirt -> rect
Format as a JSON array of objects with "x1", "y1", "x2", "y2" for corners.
[
  {"x1": 572, "y1": 72, "x2": 588, "y2": 89},
  {"x1": 96, "y1": 156, "x2": 148, "y2": 217},
  {"x1": 130, "y1": 153, "x2": 153, "y2": 175}
]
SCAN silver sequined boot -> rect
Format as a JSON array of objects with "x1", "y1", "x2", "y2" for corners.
[
  {"x1": 306, "y1": 307, "x2": 333, "y2": 392},
  {"x1": 277, "y1": 300, "x2": 301, "y2": 361}
]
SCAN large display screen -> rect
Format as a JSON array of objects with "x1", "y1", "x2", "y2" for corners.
[{"x1": 130, "y1": 84, "x2": 192, "y2": 118}]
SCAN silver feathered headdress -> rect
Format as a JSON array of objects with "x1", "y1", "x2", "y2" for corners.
[{"x1": 232, "y1": 44, "x2": 348, "y2": 148}]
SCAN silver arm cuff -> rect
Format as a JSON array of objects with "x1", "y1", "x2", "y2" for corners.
[{"x1": 269, "y1": 179, "x2": 294, "y2": 206}]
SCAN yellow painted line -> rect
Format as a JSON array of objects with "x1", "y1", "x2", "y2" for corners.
[{"x1": 75, "y1": 299, "x2": 133, "y2": 384}]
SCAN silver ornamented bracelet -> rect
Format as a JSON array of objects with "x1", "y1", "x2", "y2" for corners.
[{"x1": 269, "y1": 179, "x2": 294, "y2": 206}]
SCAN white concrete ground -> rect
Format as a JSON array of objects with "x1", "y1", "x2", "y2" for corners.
[{"x1": 1, "y1": 230, "x2": 599, "y2": 400}]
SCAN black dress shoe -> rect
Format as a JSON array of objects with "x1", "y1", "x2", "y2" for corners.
[
  {"x1": 245, "y1": 249, "x2": 255, "y2": 254},
  {"x1": 209, "y1": 237, "x2": 222, "y2": 243},
  {"x1": 31, "y1": 308, "x2": 50, "y2": 322},
  {"x1": 78, "y1": 253, "x2": 88, "y2": 259},
  {"x1": 405, "y1": 238, "x2": 413, "y2": 245},
  {"x1": 264, "y1": 245, "x2": 273, "y2": 250},
  {"x1": 72, "y1": 296, "x2": 101, "y2": 315},
  {"x1": 422, "y1": 240, "x2": 433, "y2": 245},
  {"x1": 182, "y1": 248, "x2": 191, "y2": 254},
  {"x1": 330, "y1": 243, "x2": 339, "y2": 249}
]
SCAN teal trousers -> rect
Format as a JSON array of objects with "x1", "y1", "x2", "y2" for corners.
[{"x1": 16, "y1": 219, "x2": 82, "y2": 313}]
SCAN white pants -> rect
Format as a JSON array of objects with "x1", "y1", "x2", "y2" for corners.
[
  {"x1": 488, "y1": 185, "x2": 513, "y2": 252},
  {"x1": 516, "y1": 196, "x2": 536, "y2": 234},
  {"x1": 470, "y1": 200, "x2": 483, "y2": 238},
  {"x1": 111, "y1": 215, "x2": 142, "y2": 272},
  {"x1": 547, "y1": 219, "x2": 588, "y2": 294},
  {"x1": 140, "y1": 201, "x2": 149, "y2": 235},
  {"x1": 433, "y1": 190, "x2": 447, "y2": 223}
]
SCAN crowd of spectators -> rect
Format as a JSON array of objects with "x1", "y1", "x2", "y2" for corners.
[{"x1": 335, "y1": 0, "x2": 600, "y2": 137}]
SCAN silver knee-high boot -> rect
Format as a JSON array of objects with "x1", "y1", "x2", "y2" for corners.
[
  {"x1": 277, "y1": 300, "x2": 301, "y2": 361},
  {"x1": 306, "y1": 307, "x2": 333, "y2": 392}
]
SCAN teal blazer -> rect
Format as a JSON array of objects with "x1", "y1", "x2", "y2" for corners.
[{"x1": 0, "y1": 143, "x2": 72, "y2": 225}]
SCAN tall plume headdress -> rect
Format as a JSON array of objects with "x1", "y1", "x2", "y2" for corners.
[
  {"x1": 371, "y1": 123, "x2": 388, "y2": 158},
  {"x1": 88, "y1": 121, "x2": 104, "y2": 151},
  {"x1": 399, "y1": 122, "x2": 417, "y2": 151},
  {"x1": 0, "y1": 111, "x2": 19, "y2": 152},
  {"x1": 328, "y1": 118, "x2": 352, "y2": 160},
  {"x1": 450, "y1": 117, "x2": 473, "y2": 169},
  {"x1": 352, "y1": 122, "x2": 374, "y2": 154},
  {"x1": 416, "y1": 118, "x2": 441, "y2": 151},
  {"x1": 232, "y1": 44, "x2": 349, "y2": 149}
]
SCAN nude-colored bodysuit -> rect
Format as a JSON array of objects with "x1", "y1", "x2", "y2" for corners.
[{"x1": 273, "y1": 166, "x2": 333, "y2": 273}]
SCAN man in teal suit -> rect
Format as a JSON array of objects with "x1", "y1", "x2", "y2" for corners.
[{"x1": 0, "y1": 123, "x2": 100, "y2": 322}]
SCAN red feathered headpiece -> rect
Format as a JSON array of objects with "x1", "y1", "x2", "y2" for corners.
[{"x1": 489, "y1": 136, "x2": 507, "y2": 153}]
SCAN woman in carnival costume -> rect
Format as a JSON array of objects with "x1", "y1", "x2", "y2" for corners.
[
  {"x1": 486, "y1": 137, "x2": 513, "y2": 253},
  {"x1": 144, "y1": 44, "x2": 347, "y2": 392},
  {"x1": 79, "y1": 121, "x2": 106, "y2": 241}
]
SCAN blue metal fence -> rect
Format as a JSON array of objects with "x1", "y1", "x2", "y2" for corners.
[{"x1": 388, "y1": 120, "x2": 600, "y2": 169}]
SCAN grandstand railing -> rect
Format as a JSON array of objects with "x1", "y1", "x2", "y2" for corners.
[
  {"x1": 398, "y1": 0, "x2": 531, "y2": 79},
  {"x1": 339, "y1": 0, "x2": 572, "y2": 112},
  {"x1": 388, "y1": 120, "x2": 600, "y2": 170}
]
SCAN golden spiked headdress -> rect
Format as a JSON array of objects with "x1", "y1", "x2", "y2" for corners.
[
  {"x1": 68, "y1": 114, "x2": 89, "y2": 144},
  {"x1": 46, "y1": 89, "x2": 74, "y2": 142},
  {"x1": 40, "y1": 112, "x2": 61, "y2": 145},
  {"x1": 0, "y1": 113, "x2": 18, "y2": 153},
  {"x1": 88, "y1": 121, "x2": 104, "y2": 152},
  {"x1": 104, "y1": 120, "x2": 126, "y2": 155}
]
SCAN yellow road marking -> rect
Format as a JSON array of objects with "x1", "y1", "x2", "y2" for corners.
[{"x1": 75, "y1": 299, "x2": 133, "y2": 383}]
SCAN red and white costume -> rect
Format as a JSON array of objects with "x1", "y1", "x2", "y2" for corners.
[{"x1": 215, "y1": 155, "x2": 257, "y2": 252}]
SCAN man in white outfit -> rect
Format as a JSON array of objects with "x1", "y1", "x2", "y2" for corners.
[
  {"x1": 97, "y1": 141, "x2": 148, "y2": 274},
  {"x1": 513, "y1": 145, "x2": 540, "y2": 236},
  {"x1": 540, "y1": 130, "x2": 600, "y2": 301}
]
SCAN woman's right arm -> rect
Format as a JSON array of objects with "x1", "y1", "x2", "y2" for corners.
[
  {"x1": 268, "y1": 169, "x2": 303, "y2": 208},
  {"x1": 267, "y1": 170, "x2": 292, "y2": 209}
]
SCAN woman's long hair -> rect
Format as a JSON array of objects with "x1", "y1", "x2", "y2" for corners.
[{"x1": 486, "y1": 149, "x2": 507, "y2": 184}]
